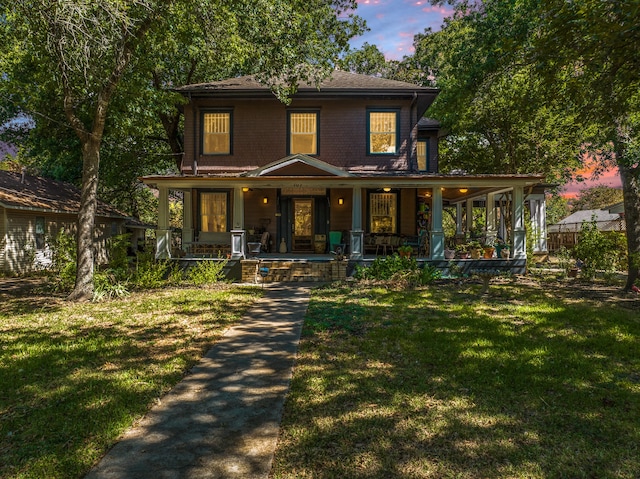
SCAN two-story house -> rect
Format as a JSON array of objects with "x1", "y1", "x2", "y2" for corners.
[{"x1": 142, "y1": 71, "x2": 547, "y2": 279}]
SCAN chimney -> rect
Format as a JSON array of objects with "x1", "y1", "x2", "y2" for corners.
[{"x1": 21, "y1": 167, "x2": 26, "y2": 184}]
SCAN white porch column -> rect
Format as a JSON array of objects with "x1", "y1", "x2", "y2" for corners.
[
  {"x1": 182, "y1": 190, "x2": 193, "y2": 252},
  {"x1": 430, "y1": 187, "x2": 444, "y2": 260},
  {"x1": 156, "y1": 186, "x2": 171, "y2": 259},
  {"x1": 512, "y1": 186, "x2": 527, "y2": 259},
  {"x1": 350, "y1": 186, "x2": 363, "y2": 260},
  {"x1": 528, "y1": 194, "x2": 548, "y2": 253},
  {"x1": 455, "y1": 203, "x2": 463, "y2": 236},
  {"x1": 231, "y1": 187, "x2": 246, "y2": 259},
  {"x1": 485, "y1": 192, "x2": 497, "y2": 246}
]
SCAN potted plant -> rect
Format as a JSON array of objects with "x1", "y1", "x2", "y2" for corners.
[
  {"x1": 397, "y1": 244, "x2": 413, "y2": 258},
  {"x1": 468, "y1": 240, "x2": 482, "y2": 259},
  {"x1": 483, "y1": 238, "x2": 496, "y2": 259},
  {"x1": 500, "y1": 244, "x2": 510, "y2": 258},
  {"x1": 456, "y1": 243, "x2": 469, "y2": 259}
]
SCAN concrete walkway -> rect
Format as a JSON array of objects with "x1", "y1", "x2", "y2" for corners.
[{"x1": 85, "y1": 284, "x2": 310, "y2": 479}]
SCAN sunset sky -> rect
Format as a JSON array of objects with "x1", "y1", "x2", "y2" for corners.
[{"x1": 350, "y1": 0, "x2": 622, "y2": 197}]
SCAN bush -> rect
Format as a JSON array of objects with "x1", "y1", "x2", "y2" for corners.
[
  {"x1": 93, "y1": 270, "x2": 130, "y2": 301},
  {"x1": 354, "y1": 254, "x2": 440, "y2": 288},
  {"x1": 574, "y1": 220, "x2": 624, "y2": 280},
  {"x1": 130, "y1": 251, "x2": 180, "y2": 289},
  {"x1": 187, "y1": 259, "x2": 228, "y2": 286},
  {"x1": 48, "y1": 228, "x2": 77, "y2": 292}
]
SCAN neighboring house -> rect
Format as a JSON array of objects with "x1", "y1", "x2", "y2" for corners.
[
  {"x1": 548, "y1": 203, "x2": 626, "y2": 251},
  {"x1": 142, "y1": 71, "x2": 547, "y2": 274},
  {"x1": 0, "y1": 170, "x2": 144, "y2": 274}
]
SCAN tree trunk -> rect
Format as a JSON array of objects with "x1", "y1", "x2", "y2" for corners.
[
  {"x1": 67, "y1": 138, "x2": 101, "y2": 301},
  {"x1": 619, "y1": 161, "x2": 640, "y2": 291}
]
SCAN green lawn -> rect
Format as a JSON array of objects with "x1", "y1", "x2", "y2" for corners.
[
  {"x1": 0, "y1": 284, "x2": 262, "y2": 479},
  {"x1": 271, "y1": 279, "x2": 640, "y2": 478}
]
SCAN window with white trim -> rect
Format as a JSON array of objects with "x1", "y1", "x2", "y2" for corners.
[
  {"x1": 289, "y1": 111, "x2": 318, "y2": 155},
  {"x1": 368, "y1": 110, "x2": 398, "y2": 154},
  {"x1": 200, "y1": 192, "x2": 227, "y2": 232},
  {"x1": 370, "y1": 193, "x2": 397, "y2": 233},
  {"x1": 202, "y1": 112, "x2": 231, "y2": 155}
]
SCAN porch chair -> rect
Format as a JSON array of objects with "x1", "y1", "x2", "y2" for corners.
[{"x1": 329, "y1": 231, "x2": 342, "y2": 253}]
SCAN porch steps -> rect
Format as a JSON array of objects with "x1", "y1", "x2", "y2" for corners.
[{"x1": 241, "y1": 259, "x2": 348, "y2": 283}]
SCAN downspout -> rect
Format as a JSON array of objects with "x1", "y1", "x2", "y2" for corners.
[{"x1": 190, "y1": 92, "x2": 198, "y2": 176}]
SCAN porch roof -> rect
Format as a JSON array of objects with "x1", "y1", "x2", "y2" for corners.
[{"x1": 140, "y1": 172, "x2": 545, "y2": 202}]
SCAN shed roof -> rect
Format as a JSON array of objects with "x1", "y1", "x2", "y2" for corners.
[
  {"x1": 548, "y1": 208, "x2": 626, "y2": 233},
  {"x1": 0, "y1": 170, "x2": 128, "y2": 219}
]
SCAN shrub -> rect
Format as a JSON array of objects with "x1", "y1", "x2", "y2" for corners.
[
  {"x1": 130, "y1": 251, "x2": 179, "y2": 289},
  {"x1": 574, "y1": 220, "x2": 623, "y2": 280},
  {"x1": 48, "y1": 228, "x2": 77, "y2": 292},
  {"x1": 187, "y1": 259, "x2": 228, "y2": 286},
  {"x1": 354, "y1": 254, "x2": 440, "y2": 287},
  {"x1": 93, "y1": 270, "x2": 130, "y2": 301}
]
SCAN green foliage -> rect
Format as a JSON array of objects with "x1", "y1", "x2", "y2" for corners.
[
  {"x1": 187, "y1": 259, "x2": 228, "y2": 287},
  {"x1": 130, "y1": 251, "x2": 180, "y2": 290},
  {"x1": 571, "y1": 185, "x2": 624, "y2": 212},
  {"x1": 573, "y1": 220, "x2": 625, "y2": 280},
  {"x1": 556, "y1": 246, "x2": 573, "y2": 279},
  {"x1": 48, "y1": 228, "x2": 77, "y2": 292},
  {"x1": 354, "y1": 254, "x2": 440, "y2": 288},
  {"x1": 93, "y1": 270, "x2": 130, "y2": 301}
]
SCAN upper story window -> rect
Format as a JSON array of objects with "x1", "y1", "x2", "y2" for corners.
[
  {"x1": 288, "y1": 111, "x2": 318, "y2": 155},
  {"x1": 202, "y1": 111, "x2": 232, "y2": 155},
  {"x1": 368, "y1": 109, "x2": 399, "y2": 155},
  {"x1": 417, "y1": 139, "x2": 429, "y2": 171}
]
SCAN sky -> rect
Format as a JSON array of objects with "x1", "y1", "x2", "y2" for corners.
[
  {"x1": 350, "y1": 0, "x2": 452, "y2": 60},
  {"x1": 350, "y1": 0, "x2": 622, "y2": 198}
]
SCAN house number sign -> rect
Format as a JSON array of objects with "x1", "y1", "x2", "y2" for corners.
[{"x1": 281, "y1": 187, "x2": 326, "y2": 196}]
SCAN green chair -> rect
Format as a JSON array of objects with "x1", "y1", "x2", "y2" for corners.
[{"x1": 329, "y1": 231, "x2": 342, "y2": 253}]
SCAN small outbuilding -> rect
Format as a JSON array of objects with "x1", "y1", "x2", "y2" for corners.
[
  {"x1": 547, "y1": 204, "x2": 626, "y2": 251},
  {"x1": 0, "y1": 170, "x2": 142, "y2": 274}
]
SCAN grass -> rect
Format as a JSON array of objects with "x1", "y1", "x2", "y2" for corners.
[
  {"x1": 271, "y1": 278, "x2": 640, "y2": 478},
  {"x1": 0, "y1": 283, "x2": 262, "y2": 479}
]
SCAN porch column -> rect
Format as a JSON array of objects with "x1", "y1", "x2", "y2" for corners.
[
  {"x1": 528, "y1": 194, "x2": 548, "y2": 253},
  {"x1": 231, "y1": 187, "x2": 245, "y2": 259},
  {"x1": 182, "y1": 190, "x2": 193, "y2": 252},
  {"x1": 156, "y1": 186, "x2": 171, "y2": 259},
  {"x1": 350, "y1": 186, "x2": 363, "y2": 260},
  {"x1": 512, "y1": 186, "x2": 526, "y2": 259},
  {"x1": 485, "y1": 192, "x2": 497, "y2": 246},
  {"x1": 430, "y1": 187, "x2": 444, "y2": 260}
]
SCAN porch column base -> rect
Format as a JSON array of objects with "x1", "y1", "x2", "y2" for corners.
[
  {"x1": 430, "y1": 231, "x2": 445, "y2": 260},
  {"x1": 513, "y1": 229, "x2": 526, "y2": 259},
  {"x1": 156, "y1": 228, "x2": 171, "y2": 259},
  {"x1": 231, "y1": 230, "x2": 246, "y2": 259},
  {"x1": 350, "y1": 229, "x2": 363, "y2": 260}
]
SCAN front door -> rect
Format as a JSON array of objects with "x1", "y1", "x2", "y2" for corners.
[{"x1": 292, "y1": 198, "x2": 314, "y2": 252}]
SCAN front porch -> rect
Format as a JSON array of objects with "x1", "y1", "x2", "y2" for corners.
[{"x1": 144, "y1": 155, "x2": 548, "y2": 270}]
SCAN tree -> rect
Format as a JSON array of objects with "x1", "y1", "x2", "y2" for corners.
[
  {"x1": 571, "y1": 185, "x2": 625, "y2": 212},
  {"x1": 0, "y1": 0, "x2": 364, "y2": 300},
  {"x1": 418, "y1": 0, "x2": 640, "y2": 290},
  {"x1": 546, "y1": 194, "x2": 570, "y2": 226}
]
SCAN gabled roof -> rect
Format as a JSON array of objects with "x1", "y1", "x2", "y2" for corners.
[
  {"x1": 548, "y1": 207, "x2": 626, "y2": 233},
  {"x1": 0, "y1": 170, "x2": 128, "y2": 219},
  {"x1": 244, "y1": 154, "x2": 352, "y2": 178}
]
